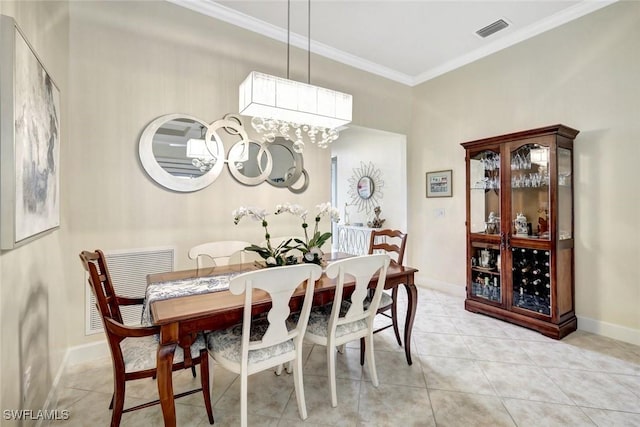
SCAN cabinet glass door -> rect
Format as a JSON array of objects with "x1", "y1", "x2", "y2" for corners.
[
  {"x1": 557, "y1": 147, "x2": 573, "y2": 240},
  {"x1": 511, "y1": 246, "x2": 551, "y2": 315},
  {"x1": 470, "y1": 243, "x2": 501, "y2": 302},
  {"x1": 469, "y1": 150, "x2": 501, "y2": 235},
  {"x1": 510, "y1": 144, "x2": 550, "y2": 240}
]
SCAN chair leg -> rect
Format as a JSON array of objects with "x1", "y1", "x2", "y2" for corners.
[
  {"x1": 359, "y1": 337, "x2": 365, "y2": 366},
  {"x1": 240, "y1": 372, "x2": 248, "y2": 427},
  {"x1": 110, "y1": 376, "x2": 125, "y2": 427},
  {"x1": 292, "y1": 351, "x2": 308, "y2": 420},
  {"x1": 199, "y1": 351, "x2": 214, "y2": 425},
  {"x1": 391, "y1": 287, "x2": 402, "y2": 346},
  {"x1": 191, "y1": 365, "x2": 197, "y2": 378},
  {"x1": 364, "y1": 334, "x2": 379, "y2": 387},
  {"x1": 327, "y1": 345, "x2": 338, "y2": 408},
  {"x1": 275, "y1": 364, "x2": 283, "y2": 376}
]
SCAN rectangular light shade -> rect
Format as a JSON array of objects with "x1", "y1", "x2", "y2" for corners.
[
  {"x1": 186, "y1": 139, "x2": 214, "y2": 160},
  {"x1": 239, "y1": 71, "x2": 352, "y2": 130}
]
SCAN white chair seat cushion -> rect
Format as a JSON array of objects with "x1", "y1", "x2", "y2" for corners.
[
  {"x1": 207, "y1": 319, "x2": 294, "y2": 364},
  {"x1": 120, "y1": 333, "x2": 206, "y2": 372},
  {"x1": 305, "y1": 302, "x2": 368, "y2": 339},
  {"x1": 363, "y1": 291, "x2": 393, "y2": 310}
]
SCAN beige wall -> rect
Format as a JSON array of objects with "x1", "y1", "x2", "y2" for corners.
[
  {"x1": 332, "y1": 126, "x2": 407, "y2": 230},
  {"x1": 408, "y1": 1, "x2": 640, "y2": 340},
  {"x1": 65, "y1": 0, "x2": 411, "y2": 349},
  {"x1": 0, "y1": 0, "x2": 69, "y2": 417}
]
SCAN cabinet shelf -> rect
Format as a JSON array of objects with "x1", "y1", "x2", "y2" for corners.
[{"x1": 462, "y1": 124, "x2": 578, "y2": 340}]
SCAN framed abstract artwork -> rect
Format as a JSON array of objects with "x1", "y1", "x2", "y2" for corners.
[
  {"x1": 0, "y1": 16, "x2": 61, "y2": 249},
  {"x1": 426, "y1": 169, "x2": 452, "y2": 198}
]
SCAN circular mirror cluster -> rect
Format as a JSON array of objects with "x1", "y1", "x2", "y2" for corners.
[{"x1": 139, "y1": 114, "x2": 309, "y2": 193}]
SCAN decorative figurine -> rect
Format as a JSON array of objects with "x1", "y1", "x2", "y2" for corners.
[
  {"x1": 485, "y1": 211, "x2": 499, "y2": 234},
  {"x1": 367, "y1": 206, "x2": 386, "y2": 228},
  {"x1": 343, "y1": 202, "x2": 351, "y2": 225},
  {"x1": 515, "y1": 212, "x2": 528, "y2": 236}
]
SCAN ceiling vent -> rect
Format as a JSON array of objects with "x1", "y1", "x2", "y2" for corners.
[{"x1": 476, "y1": 19, "x2": 510, "y2": 38}]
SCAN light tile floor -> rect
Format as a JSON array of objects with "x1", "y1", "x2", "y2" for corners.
[{"x1": 51, "y1": 288, "x2": 640, "y2": 426}]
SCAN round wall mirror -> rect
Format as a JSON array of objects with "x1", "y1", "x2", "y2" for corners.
[
  {"x1": 348, "y1": 161, "x2": 384, "y2": 214},
  {"x1": 266, "y1": 138, "x2": 307, "y2": 191},
  {"x1": 139, "y1": 114, "x2": 224, "y2": 192},
  {"x1": 357, "y1": 176, "x2": 374, "y2": 199},
  {"x1": 227, "y1": 140, "x2": 272, "y2": 186}
]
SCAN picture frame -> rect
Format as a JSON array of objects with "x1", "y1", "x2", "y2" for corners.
[
  {"x1": 1, "y1": 16, "x2": 61, "y2": 249},
  {"x1": 426, "y1": 169, "x2": 452, "y2": 198}
]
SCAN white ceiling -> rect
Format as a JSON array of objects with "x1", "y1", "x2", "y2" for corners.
[{"x1": 170, "y1": 0, "x2": 616, "y2": 86}]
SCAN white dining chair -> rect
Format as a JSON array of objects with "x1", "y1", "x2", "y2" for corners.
[
  {"x1": 303, "y1": 253, "x2": 390, "y2": 407},
  {"x1": 188, "y1": 240, "x2": 250, "y2": 268},
  {"x1": 206, "y1": 263, "x2": 322, "y2": 427}
]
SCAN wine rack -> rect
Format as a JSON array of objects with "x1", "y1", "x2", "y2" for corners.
[{"x1": 511, "y1": 247, "x2": 551, "y2": 315}]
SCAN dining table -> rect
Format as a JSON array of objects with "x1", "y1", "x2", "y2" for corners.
[{"x1": 145, "y1": 252, "x2": 419, "y2": 427}]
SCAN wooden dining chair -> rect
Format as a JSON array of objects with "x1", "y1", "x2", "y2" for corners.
[
  {"x1": 304, "y1": 254, "x2": 390, "y2": 407},
  {"x1": 206, "y1": 263, "x2": 322, "y2": 427},
  {"x1": 369, "y1": 229, "x2": 407, "y2": 339},
  {"x1": 188, "y1": 240, "x2": 251, "y2": 268},
  {"x1": 79, "y1": 249, "x2": 214, "y2": 427}
]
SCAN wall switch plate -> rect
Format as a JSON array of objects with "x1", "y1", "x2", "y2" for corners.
[{"x1": 435, "y1": 208, "x2": 445, "y2": 217}]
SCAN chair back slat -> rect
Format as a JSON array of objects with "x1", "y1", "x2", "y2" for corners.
[
  {"x1": 368, "y1": 229, "x2": 407, "y2": 265},
  {"x1": 228, "y1": 264, "x2": 322, "y2": 356},
  {"x1": 188, "y1": 240, "x2": 251, "y2": 268},
  {"x1": 79, "y1": 249, "x2": 124, "y2": 324},
  {"x1": 324, "y1": 254, "x2": 390, "y2": 329}
]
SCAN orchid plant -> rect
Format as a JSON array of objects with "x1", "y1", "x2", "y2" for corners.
[
  {"x1": 232, "y1": 202, "x2": 340, "y2": 266},
  {"x1": 232, "y1": 207, "x2": 298, "y2": 267},
  {"x1": 275, "y1": 202, "x2": 340, "y2": 265}
]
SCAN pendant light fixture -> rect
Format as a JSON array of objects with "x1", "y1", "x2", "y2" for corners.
[{"x1": 238, "y1": 0, "x2": 352, "y2": 153}]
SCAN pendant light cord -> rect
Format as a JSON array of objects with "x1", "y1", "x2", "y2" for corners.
[
  {"x1": 308, "y1": 0, "x2": 311, "y2": 84},
  {"x1": 286, "y1": 0, "x2": 311, "y2": 83},
  {"x1": 287, "y1": 0, "x2": 290, "y2": 79}
]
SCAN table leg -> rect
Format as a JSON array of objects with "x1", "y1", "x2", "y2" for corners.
[
  {"x1": 403, "y1": 282, "x2": 418, "y2": 365},
  {"x1": 157, "y1": 342, "x2": 177, "y2": 427}
]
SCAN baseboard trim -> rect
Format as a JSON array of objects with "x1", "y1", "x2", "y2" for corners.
[
  {"x1": 577, "y1": 315, "x2": 640, "y2": 346},
  {"x1": 415, "y1": 274, "x2": 640, "y2": 346},
  {"x1": 415, "y1": 273, "x2": 466, "y2": 298},
  {"x1": 39, "y1": 340, "x2": 108, "y2": 426}
]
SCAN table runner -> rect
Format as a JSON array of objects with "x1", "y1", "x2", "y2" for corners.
[{"x1": 141, "y1": 272, "x2": 241, "y2": 325}]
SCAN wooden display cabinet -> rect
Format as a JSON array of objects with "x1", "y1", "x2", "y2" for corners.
[{"x1": 461, "y1": 124, "x2": 579, "y2": 339}]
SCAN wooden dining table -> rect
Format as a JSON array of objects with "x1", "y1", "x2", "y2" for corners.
[{"x1": 147, "y1": 253, "x2": 418, "y2": 427}]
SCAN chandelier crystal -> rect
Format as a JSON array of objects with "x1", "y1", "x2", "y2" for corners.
[{"x1": 238, "y1": 1, "x2": 352, "y2": 153}]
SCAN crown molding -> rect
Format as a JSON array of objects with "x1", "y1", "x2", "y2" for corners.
[
  {"x1": 167, "y1": 0, "x2": 415, "y2": 85},
  {"x1": 168, "y1": 0, "x2": 617, "y2": 88},
  {"x1": 412, "y1": 0, "x2": 618, "y2": 85}
]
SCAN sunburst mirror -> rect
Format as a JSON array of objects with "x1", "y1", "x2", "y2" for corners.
[{"x1": 348, "y1": 161, "x2": 384, "y2": 214}]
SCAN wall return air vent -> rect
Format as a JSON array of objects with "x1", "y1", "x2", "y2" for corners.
[{"x1": 476, "y1": 19, "x2": 510, "y2": 38}]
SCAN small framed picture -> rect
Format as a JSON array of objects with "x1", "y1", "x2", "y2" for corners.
[{"x1": 426, "y1": 170, "x2": 452, "y2": 198}]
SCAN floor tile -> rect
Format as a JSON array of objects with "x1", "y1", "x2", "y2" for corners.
[
  {"x1": 428, "y1": 389, "x2": 516, "y2": 426},
  {"x1": 477, "y1": 361, "x2": 573, "y2": 404},
  {"x1": 48, "y1": 288, "x2": 640, "y2": 427},
  {"x1": 581, "y1": 407, "x2": 640, "y2": 427},
  {"x1": 358, "y1": 381, "x2": 435, "y2": 426},
  {"x1": 502, "y1": 398, "x2": 596, "y2": 427},
  {"x1": 544, "y1": 367, "x2": 640, "y2": 412},
  {"x1": 421, "y1": 356, "x2": 496, "y2": 395}
]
